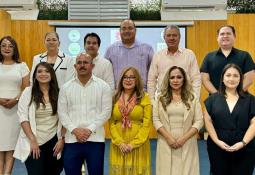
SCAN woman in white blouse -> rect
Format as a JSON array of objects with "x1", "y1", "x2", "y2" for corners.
[
  {"x1": 0, "y1": 36, "x2": 29, "y2": 175},
  {"x1": 14, "y1": 62, "x2": 65, "y2": 175},
  {"x1": 30, "y1": 32, "x2": 75, "y2": 87}
]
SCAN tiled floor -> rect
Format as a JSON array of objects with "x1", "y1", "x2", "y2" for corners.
[{"x1": 12, "y1": 139, "x2": 255, "y2": 175}]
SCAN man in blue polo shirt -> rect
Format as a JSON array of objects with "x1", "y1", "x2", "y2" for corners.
[{"x1": 201, "y1": 25, "x2": 255, "y2": 94}]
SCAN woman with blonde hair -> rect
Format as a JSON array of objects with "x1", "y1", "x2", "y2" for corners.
[
  {"x1": 153, "y1": 66, "x2": 203, "y2": 175},
  {"x1": 109, "y1": 67, "x2": 152, "y2": 175},
  {"x1": 30, "y1": 32, "x2": 75, "y2": 87}
]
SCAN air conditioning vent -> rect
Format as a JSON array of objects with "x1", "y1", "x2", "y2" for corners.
[
  {"x1": 164, "y1": 6, "x2": 215, "y2": 10},
  {"x1": 162, "y1": 0, "x2": 226, "y2": 8},
  {"x1": 68, "y1": 0, "x2": 129, "y2": 20},
  {"x1": 161, "y1": 0, "x2": 227, "y2": 20},
  {"x1": 0, "y1": 0, "x2": 37, "y2": 10},
  {"x1": 0, "y1": 5, "x2": 23, "y2": 8}
]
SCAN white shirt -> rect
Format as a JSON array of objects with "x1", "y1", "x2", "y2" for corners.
[
  {"x1": 14, "y1": 87, "x2": 62, "y2": 162},
  {"x1": 31, "y1": 51, "x2": 76, "y2": 87},
  {"x1": 92, "y1": 55, "x2": 115, "y2": 93},
  {"x1": 58, "y1": 75, "x2": 112, "y2": 143}
]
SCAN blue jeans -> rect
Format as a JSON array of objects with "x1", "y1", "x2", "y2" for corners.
[{"x1": 63, "y1": 141, "x2": 105, "y2": 175}]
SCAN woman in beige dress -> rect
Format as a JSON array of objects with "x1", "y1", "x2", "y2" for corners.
[{"x1": 153, "y1": 66, "x2": 203, "y2": 175}]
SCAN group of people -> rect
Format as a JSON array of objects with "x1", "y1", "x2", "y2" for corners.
[{"x1": 0, "y1": 19, "x2": 255, "y2": 175}]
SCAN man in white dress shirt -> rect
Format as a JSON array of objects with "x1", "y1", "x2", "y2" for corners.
[
  {"x1": 58, "y1": 53, "x2": 112, "y2": 175},
  {"x1": 84, "y1": 32, "x2": 115, "y2": 92}
]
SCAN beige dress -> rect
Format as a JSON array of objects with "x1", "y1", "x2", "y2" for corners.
[
  {"x1": 153, "y1": 97, "x2": 203, "y2": 175},
  {"x1": 167, "y1": 102, "x2": 185, "y2": 175}
]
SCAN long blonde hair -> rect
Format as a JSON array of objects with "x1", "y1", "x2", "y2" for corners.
[
  {"x1": 159, "y1": 66, "x2": 194, "y2": 110},
  {"x1": 113, "y1": 67, "x2": 144, "y2": 104}
]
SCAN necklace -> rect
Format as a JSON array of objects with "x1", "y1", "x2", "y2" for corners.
[
  {"x1": 172, "y1": 93, "x2": 181, "y2": 103},
  {"x1": 172, "y1": 100, "x2": 182, "y2": 106}
]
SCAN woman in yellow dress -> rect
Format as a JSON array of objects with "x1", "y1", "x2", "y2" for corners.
[{"x1": 109, "y1": 67, "x2": 152, "y2": 175}]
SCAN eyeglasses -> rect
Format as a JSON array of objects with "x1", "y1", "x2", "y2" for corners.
[
  {"x1": 123, "y1": 76, "x2": 136, "y2": 81},
  {"x1": 0, "y1": 44, "x2": 14, "y2": 49}
]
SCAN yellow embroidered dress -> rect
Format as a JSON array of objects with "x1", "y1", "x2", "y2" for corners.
[{"x1": 109, "y1": 93, "x2": 152, "y2": 175}]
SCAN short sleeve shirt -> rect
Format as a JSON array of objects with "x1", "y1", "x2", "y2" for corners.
[
  {"x1": 205, "y1": 93, "x2": 255, "y2": 149},
  {"x1": 200, "y1": 48, "x2": 254, "y2": 89},
  {"x1": 104, "y1": 40, "x2": 154, "y2": 90}
]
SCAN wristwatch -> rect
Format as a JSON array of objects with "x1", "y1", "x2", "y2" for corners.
[{"x1": 241, "y1": 140, "x2": 247, "y2": 147}]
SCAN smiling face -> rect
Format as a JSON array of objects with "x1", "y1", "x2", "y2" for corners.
[
  {"x1": 122, "y1": 69, "x2": 136, "y2": 91},
  {"x1": 84, "y1": 36, "x2": 99, "y2": 58},
  {"x1": 0, "y1": 39, "x2": 14, "y2": 59},
  {"x1": 169, "y1": 68, "x2": 184, "y2": 91},
  {"x1": 35, "y1": 65, "x2": 51, "y2": 84},
  {"x1": 217, "y1": 26, "x2": 235, "y2": 50},
  {"x1": 44, "y1": 32, "x2": 60, "y2": 52},
  {"x1": 223, "y1": 67, "x2": 240, "y2": 90}
]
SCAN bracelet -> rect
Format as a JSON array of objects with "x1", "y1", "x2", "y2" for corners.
[
  {"x1": 59, "y1": 136, "x2": 65, "y2": 140},
  {"x1": 241, "y1": 140, "x2": 247, "y2": 147}
]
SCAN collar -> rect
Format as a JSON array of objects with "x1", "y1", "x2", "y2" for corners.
[
  {"x1": 92, "y1": 54, "x2": 100, "y2": 63},
  {"x1": 39, "y1": 50, "x2": 65, "y2": 58},
  {"x1": 216, "y1": 47, "x2": 237, "y2": 55},
  {"x1": 74, "y1": 74, "x2": 96, "y2": 86},
  {"x1": 119, "y1": 40, "x2": 139, "y2": 49},
  {"x1": 165, "y1": 48, "x2": 183, "y2": 56},
  {"x1": 39, "y1": 50, "x2": 64, "y2": 71}
]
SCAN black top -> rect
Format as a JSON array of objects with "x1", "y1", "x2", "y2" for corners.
[
  {"x1": 205, "y1": 93, "x2": 255, "y2": 150},
  {"x1": 200, "y1": 48, "x2": 254, "y2": 89}
]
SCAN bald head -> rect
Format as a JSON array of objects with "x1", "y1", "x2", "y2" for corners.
[
  {"x1": 120, "y1": 19, "x2": 136, "y2": 29},
  {"x1": 76, "y1": 52, "x2": 93, "y2": 64},
  {"x1": 75, "y1": 52, "x2": 94, "y2": 77}
]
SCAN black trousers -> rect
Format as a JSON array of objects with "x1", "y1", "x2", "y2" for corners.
[
  {"x1": 207, "y1": 139, "x2": 255, "y2": 175},
  {"x1": 25, "y1": 135, "x2": 63, "y2": 175}
]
